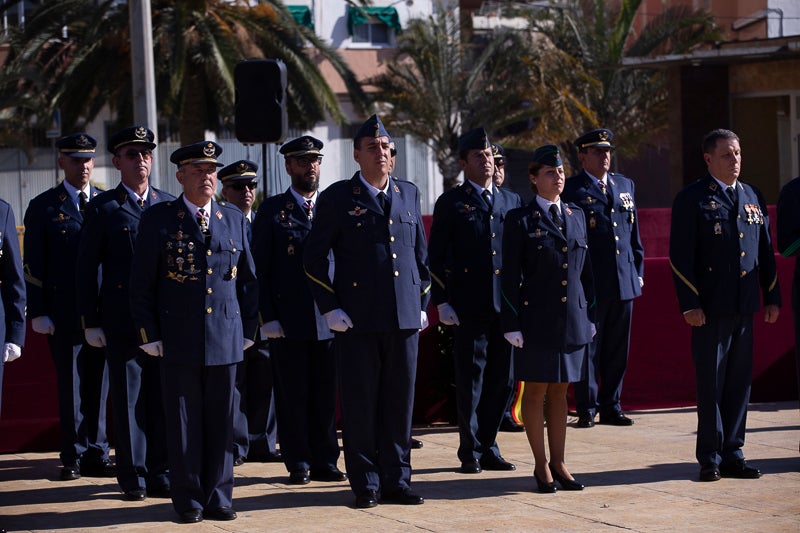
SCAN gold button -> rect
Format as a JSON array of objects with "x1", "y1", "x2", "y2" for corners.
[
  {"x1": 178, "y1": 248, "x2": 183, "y2": 253},
  {"x1": 491, "y1": 233, "x2": 496, "y2": 238},
  {"x1": 123, "y1": 227, "x2": 129, "y2": 232},
  {"x1": 562, "y1": 246, "x2": 567, "y2": 252},
  {"x1": 492, "y1": 250, "x2": 497, "y2": 256},
  {"x1": 389, "y1": 219, "x2": 393, "y2": 225},
  {"x1": 616, "y1": 250, "x2": 620, "y2": 255},
  {"x1": 494, "y1": 269, "x2": 500, "y2": 275},
  {"x1": 741, "y1": 270, "x2": 746, "y2": 277},
  {"x1": 394, "y1": 271, "x2": 400, "y2": 277},
  {"x1": 561, "y1": 296, "x2": 567, "y2": 303},
  {"x1": 523, "y1": 300, "x2": 529, "y2": 306},
  {"x1": 232, "y1": 247, "x2": 237, "y2": 253},
  {"x1": 613, "y1": 222, "x2": 618, "y2": 227},
  {"x1": 739, "y1": 233, "x2": 744, "y2": 238},
  {"x1": 207, "y1": 268, "x2": 213, "y2": 275},
  {"x1": 352, "y1": 282, "x2": 358, "y2": 287},
  {"x1": 207, "y1": 250, "x2": 212, "y2": 256},
  {"x1": 615, "y1": 236, "x2": 619, "y2": 241},
  {"x1": 206, "y1": 307, "x2": 212, "y2": 314},
  {"x1": 490, "y1": 215, "x2": 494, "y2": 220},
  {"x1": 390, "y1": 236, "x2": 395, "y2": 242},
  {"x1": 611, "y1": 208, "x2": 615, "y2": 213},
  {"x1": 740, "y1": 251, "x2": 746, "y2": 257},
  {"x1": 206, "y1": 288, "x2": 212, "y2": 294},
  {"x1": 562, "y1": 263, "x2": 568, "y2": 269},
  {"x1": 464, "y1": 267, "x2": 469, "y2": 273},
  {"x1": 392, "y1": 253, "x2": 397, "y2": 259},
  {"x1": 561, "y1": 280, "x2": 567, "y2": 286}
]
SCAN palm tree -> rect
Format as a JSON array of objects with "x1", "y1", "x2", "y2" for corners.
[{"x1": 0, "y1": 0, "x2": 367, "y2": 144}]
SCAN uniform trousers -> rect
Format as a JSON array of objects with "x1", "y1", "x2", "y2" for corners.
[
  {"x1": 161, "y1": 363, "x2": 236, "y2": 513},
  {"x1": 452, "y1": 313, "x2": 512, "y2": 463},
  {"x1": 335, "y1": 329, "x2": 417, "y2": 495},
  {"x1": 107, "y1": 347, "x2": 168, "y2": 492},
  {"x1": 575, "y1": 298, "x2": 633, "y2": 417},
  {"x1": 48, "y1": 334, "x2": 109, "y2": 465},
  {"x1": 692, "y1": 313, "x2": 753, "y2": 467},
  {"x1": 271, "y1": 337, "x2": 338, "y2": 473},
  {"x1": 232, "y1": 340, "x2": 278, "y2": 459}
]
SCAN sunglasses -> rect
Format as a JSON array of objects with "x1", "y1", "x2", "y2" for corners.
[
  {"x1": 228, "y1": 182, "x2": 257, "y2": 191},
  {"x1": 122, "y1": 149, "x2": 153, "y2": 159}
]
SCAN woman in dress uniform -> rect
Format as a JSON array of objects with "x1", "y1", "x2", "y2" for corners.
[{"x1": 501, "y1": 145, "x2": 595, "y2": 493}]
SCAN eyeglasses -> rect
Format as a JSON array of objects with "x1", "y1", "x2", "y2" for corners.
[
  {"x1": 227, "y1": 182, "x2": 257, "y2": 191},
  {"x1": 293, "y1": 155, "x2": 322, "y2": 167},
  {"x1": 122, "y1": 149, "x2": 153, "y2": 160},
  {"x1": 390, "y1": 149, "x2": 397, "y2": 157}
]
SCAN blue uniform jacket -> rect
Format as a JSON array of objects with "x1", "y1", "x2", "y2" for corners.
[
  {"x1": 562, "y1": 170, "x2": 644, "y2": 302},
  {"x1": 428, "y1": 182, "x2": 522, "y2": 322},
  {"x1": 303, "y1": 174, "x2": 431, "y2": 332},
  {"x1": 777, "y1": 176, "x2": 800, "y2": 298},
  {"x1": 500, "y1": 201, "x2": 595, "y2": 349},
  {"x1": 0, "y1": 200, "x2": 26, "y2": 347},
  {"x1": 129, "y1": 197, "x2": 259, "y2": 366},
  {"x1": 23, "y1": 182, "x2": 101, "y2": 343},
  {"x1": 77, "y1": 184, "x2": 176, "y2": 355},
  {"x1": 670, "y1": 174, "x2": 780, "y2": 315},
  {"x1": 252, "y1": 188, "x2": 331, "y2": 341}
]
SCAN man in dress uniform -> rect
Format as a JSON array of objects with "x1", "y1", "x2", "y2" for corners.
[
  {"x1": 253, "y1": 137, "x2": 345, "y2": 485},
  {"x1": 218, "y1": 160, "x2": 280, "y2": 466},
  {"x1": 428, "y1": 127, "x2": 522, "y2": 474},
  {"x1": 303, "y1": 115, "x2": 431, "y2": 508},
  {"x1": 130, "y1": 141, "x2": 258, "y2": 523},
  {"x1": 670, "y1": 128, "x2": 780, "y2": 482},
  {"x1": 562, "y1": 128, "x2": 645, "y2": 428},
  {"x1": 492, "y1": 143, "x2": 507, "y2": 188},
  {"x1": 23, "y1": 132, "x2": 114, "y2": 480},
  {"x1": 76, "y1": 126, "x2": 174, "y2": 500},
  {"x1": 0, "y1": 198, "x2": 26, "y2": 415}
]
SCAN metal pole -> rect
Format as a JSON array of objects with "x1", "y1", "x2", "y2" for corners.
[{"x1": 129, "y1": 0, "x2": 160, "y2": 187}]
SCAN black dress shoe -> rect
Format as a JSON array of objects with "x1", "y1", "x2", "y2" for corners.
[
  {"x1": 699, "y1": 464, "x2": 721, "y2": 482},
  {"x1": 355, "y1": 489, "x2": 378, "y2": 508},
  {"x1": 599, "y1": 412, "x2": 634, "y2": 426},
  {"x1": 310, "y1": 467, "x2": 347, "y2": 482},
  {"x1": 146, "y1": 485, "x2": 171, "y2": 498},
  {"x1": 720, "y1": 460, "x2": 761, "y2": 479},
  {"x1": 288, "y1": 470, "x2": 311, "y2": 485},
  {"x1": 179, "y1": 509, "x2": 203, "y2": 523},
  {"x1": 266, "y1": 451, "x2": 283, "y2": 462},
  {"x1": 203, "y1": 507, "x2": 237, "y2": 521},
  {"x1": 576, "y1": 414, "x2": 595, "y2": 428},
  {"x1": 233, "y1": 455, "x2": 245, "y2": 467},
  {"x1": 381, "y1": 488, "x2": 424, "y2": 505},
  {"x1": 499, "y1": 418, "x2": 526, "y2": 432},
  {"x1": 459, "y1": 459, "x2": 482, "y2": 474},
  {"x1": 480, "y1": 455, "x2": 516, "y2": 471},
  {"x1": 533, "y1": 471, "x2": 556, "y2": 493},
  {"x1": 60, "y1": 464, "x2": 81, "y2": 481},
  {"x1": 123, "y1": 488, "x2": 147, "y2": 501},
  {"x1": 82, "y1": 458, "x2": 117, "y2": 477},
  {"x1": 411, "y1": 438, "x2": 424, "y2": 449},
  {"x1": 548, "y1": 463, "x2": 584, "y2": 491}
]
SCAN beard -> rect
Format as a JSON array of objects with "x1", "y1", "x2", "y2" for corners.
[{"x1": 293, "y1": 172, "x2": 319, "y2": 194}]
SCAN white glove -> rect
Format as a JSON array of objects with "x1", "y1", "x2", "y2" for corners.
[
  {"x1": 420, "y1": 310, "x2": 429, "y2": 331},
  {"x1": 140, "y1": 341, "x2": 163, "y2": 357},
  {"x1": 260, "y1": 320, "x2": 285, "y2": 339},
  {"x1": 504, "y1": 331, "x2": 524, "y2": 348},
  {"x1": 638, "y1": 276, "x2": 644, "y2": 288},
  {"x1": 32, "y1": 316, "x2": 55, "y2": 335},
  {"x1": 84, "y1": 327, "x2": 107, "y2": 348},
  {"x1": 325, "y1": 308, "x2": 353, "y2": 332},
  {"x1": 436, "y1": 303, "x2": 460, "y2": 326},
  {"x1": 590, "y1": 323, "x2": 597, "y2": 339},
  {"x1": 243, "y1": 338, "x2": 255, "y2": 350},
  {"x1": 3, "y1": 343, "x2": 21, "y2": 363}
]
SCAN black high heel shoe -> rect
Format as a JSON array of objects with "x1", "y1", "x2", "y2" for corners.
[
  {"x1": 548, "y1": 463, "x2": 584, "y2": 491},
  {"x1": 533, "y1": 470, "x2": 557, "y2": 493}
]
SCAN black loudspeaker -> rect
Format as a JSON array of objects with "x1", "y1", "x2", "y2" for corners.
[{"x1": 235, "y1": 59, "x2": 288, "y2": 144}]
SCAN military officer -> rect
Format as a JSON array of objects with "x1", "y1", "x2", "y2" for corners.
[
  {"x1": 218, "y1": 160, "x2": 280, "y2": 466},
  {"x1": 303, "y1": 115, "x2": 431, "y2": 508},
  {"x1": 428, "y1": 127, "x2": 522, "y2": 474},
  {"x1": 252, "y1": 137, "x2": 345, "y2": 485},
  {"x1": 76, "y1": 126, "x2": 174, "y2": 500},
  {"x1": 23, "y1": 132, "x2": 113, "y2": 480},
  {"x1": 0, "y1": 198, "x2": 26, "y2": 415},
  {"x1": 670, "y1": 128, "x2": 780, "y2": 482},
  {"x1": 562, "y1": 128, "x2": 644, "y2": 428},
  {"x1": 130, "y1": 141, "x2": 258, "y2": 523},
  {"x1": 492, "y1": 143, "x2": 506, "y2": 188}
]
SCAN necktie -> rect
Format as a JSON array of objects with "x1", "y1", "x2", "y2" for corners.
[
  {"x1": 482, "y1": 189, "x2": 493, "y2": 210},
  {"x1": 549, "y1": 203, "x2": 563, "y2": 232},
  {"x1": 598, "y1": 180, "x2": 609, "y2": 199},
  {"x1": 137, "y1": 197, "x2": 145, "y2": 209},
  {"x1": 78, "y1": 191, "x2": 87, "y2": 215},
  {"x1": 196, "y1": 208, "x2": 209, "y2": 235},
  {"x1": 304, "y1": 199, "x2": 314, "y2": 221},
  {"x1": 726, "y1": 186, "x2": 737, "y2": 206},
  {"x1": 377, "y1": 191, "x2": 390, "y2": 216}
]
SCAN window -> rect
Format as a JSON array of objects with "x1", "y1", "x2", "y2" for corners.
[{"x1": 347, "y1": 6, "x2": 401, "y2": 47}]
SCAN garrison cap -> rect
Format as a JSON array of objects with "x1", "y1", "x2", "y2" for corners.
[
  {"x1": 491, "y1": 143, "x2": 505, "y2": 165},
  {"x1": 459, "y1": 127, "x2": 491, "y2": 153},
  {"x1": 354, "y1": 114, "x2": 391, "y2": 143},
  {"x1": 531, "y1": 144, "x2": 563, "y2": 167},
  {"x1": 219, "y1": 160, "x2": 258, "y2": 183},
  {"x1": 279, "y1": 135, "x2": 324, "y2": 158},
  {"x1": 56, "y1": 133, "x2": 97, "y2": 158},
  {"x1": 575, "y1": 128, "x2": 614, "y2": 150},
  {"x1": 170, "y1": 141, "x2": 224, "y2": 167},
  {"x1": 108, "y1": 126, "x2": 156, "y2": 153}
]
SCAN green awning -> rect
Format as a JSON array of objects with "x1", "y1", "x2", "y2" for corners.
[
  {"x1": 288, "y1": 5, "x2": 313, "y2": 29},
  {"x1": 347, "y1": 6, "x2": 402, "y2": 35}
]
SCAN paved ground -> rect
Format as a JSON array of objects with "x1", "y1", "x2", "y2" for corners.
[{"x1": 0, "y1": 402, "x2": 798, "y2": 532}]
